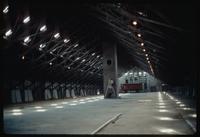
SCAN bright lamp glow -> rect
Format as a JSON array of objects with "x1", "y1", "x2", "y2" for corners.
[
  {"x1": 97, "y1": 55, "x2": 100, "y2": 58},
  {"x1": 132, "y1": 21, "x2": 137, "y2": 26},
  {"x1": 39, "y1": 44, "x2": 46, "y2": 48},
  {"x1": 64, "y1": 38, "x2": 70, "y2": 43},
  {"x1": 49, "y1": 62, "x2": 52, "y2": 65},
  {"x1": 54, "y1": 33, "x2": 60, "y2": 39},
  {"x1": 5, "y1": 29, "x2": 12, "y2": 37},
  {"x1": 3, "y1": 6, "x2": 9, "y2": 14},
  {"x1": 138, "y1": 72, "x2": 142, "y2": 76},
  {"x1": 40, "y1": 25, "x2": 47, "y2": 32},
  {"x1": 145, "y1": 54, "x2": 148, "y2": 57},
  {"x1": 82, "y1": 59, "x2": 85, "y2": 62},
  {"x1": 74, "y1": 44, "x2": 79, "y2": 48},
  {"x1": 23, "y1": 16, "x2": 30, "y2": 24},
  {"x1": 76, "y1": 57, "x2": 80, "y2": 60},
  {"x1": 143, "y1": 49, "x2": 146, "y2": 52},
  {"x1": 141, "y1": 43, "x2": 144, "y2": 46},
  {"x1": 146, "y1": 57, "x2": 149, "y2": 60},
  {"x1": 92, "y1": 53, "x2": 95, "y2": 56},
  {"x1": 137, "y1": 33, "x2": 141, "y2": 37},
  {"x1": 22, "y1": 56, "x2": 25, "y2": 60},
  {"x1": 24, "y1": 36, "x2": 31, "y2": 43}
]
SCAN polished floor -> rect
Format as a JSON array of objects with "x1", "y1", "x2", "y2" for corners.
[{"x1": 3, "y1": 92, "x2": 196, "y2": 134}]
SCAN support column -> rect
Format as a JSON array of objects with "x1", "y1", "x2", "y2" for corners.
[{"x1": 103, "y1": 41, "x2": 118, "y2": 98}]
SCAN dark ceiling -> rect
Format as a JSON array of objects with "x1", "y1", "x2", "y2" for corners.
[{"x1": 1, "y1": 0, "x2": 197, "y2": 87}]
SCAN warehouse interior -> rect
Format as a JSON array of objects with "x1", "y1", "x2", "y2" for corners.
[{"x1": 1, "y1": 0, "x2": 198, "y2": 135}]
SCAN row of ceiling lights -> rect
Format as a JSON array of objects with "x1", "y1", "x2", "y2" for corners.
[
  {"x1": 132, "y1": 20, "x2": 154, "y2": 75},
  {"x1": 3, "y1": 5, "x2": 101, "y2": 72}
]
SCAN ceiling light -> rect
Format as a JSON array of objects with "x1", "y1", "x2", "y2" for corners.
[
  {"x1": 138, "y1": 11, "x2": 144, "y2": 15},
  {"x1": 82, "y1": 59, "x2": 85, "y2": 62},
  {"x1": 24, "y1": 36, "x2": 31, "y2": 43},
  {"x1": 40, "y1": 25, "x2": 47, "y2": 32},
  {"x1": 5, "y1": 29, "x2": 12, "y2": 37},
  {"x1": 76, "y1": 57, "x2": 80, "y2": 60},
  {"x1": 148, "y1": 61, "x2": 150, "y2": 63},
  {"x1": 145, "y1": 54, "x2": 148, "y2": 57},
  {"x1": 143, "y1": 49, "x2": 146, "y2": 52},
  {"x1": 74, "y1": 44, "x2": 79, "y2": 47},
  {"x1": 3, "y1": 6, "x2": 9, "y2": 14},
  {"x1": 92, "y1": 53, "x2": 95, "y2": 56},
  {"x1": 39, "y1": 43, "x2": 46, "y2": 48},
  {"x1": 132, "y1": 21, "x2": 137, "y2": 26},
  {"x1": 64, "y1": 38, "x2": 70, "y2": 43},
  {"x1": 97, "y1": 55, "x2": 100, "y2": 58},
  {"x1": 137, "y1": 33, "x2": 141, "y2": 37},
  {"x1": 141, "y1": 43, "x2": 144, "y2": 46},
  {"x1": 23, "y1": 16, "x2": 30, "y2": 24},
  {"x1": 49, "y1": 62, "x2": 52, "y2": 65},
  {"x1": 146, "y1": 57, "x2": 149, "y2": 60},
  {"x1": 54, "y1": 33, "x2": 60, "y2": 39},
  {"x1": 68, "y1": 66, "x2": 70, "y2": 69},
  {"x1": 22, "y1": 56, "x2": 25, "y2": 60}
]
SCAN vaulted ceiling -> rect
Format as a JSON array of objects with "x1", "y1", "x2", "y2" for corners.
[{"x1": 1, "y1": 0, "x2": 197, "y2": 86}]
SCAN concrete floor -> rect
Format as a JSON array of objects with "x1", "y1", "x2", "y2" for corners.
[{"x1": 3, "y1": 92, "x2": 196, "y2": 134}]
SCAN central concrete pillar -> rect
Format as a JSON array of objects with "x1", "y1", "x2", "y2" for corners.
[{"x1": 103, "y1": 41, "x2": 118, "y2": 98}]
